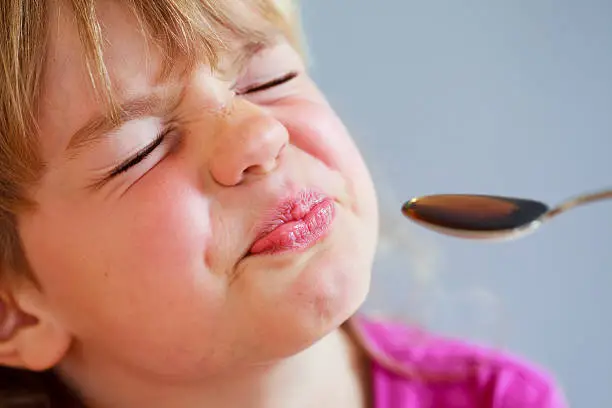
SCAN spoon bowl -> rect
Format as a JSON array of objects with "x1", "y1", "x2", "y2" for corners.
[{"x1": 402, "y1": 189, "x2": 612, "y2": 241}]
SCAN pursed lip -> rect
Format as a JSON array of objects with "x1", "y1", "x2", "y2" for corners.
[{"x1": 247, "y1": 189, "x2": 336, "y2": 255}]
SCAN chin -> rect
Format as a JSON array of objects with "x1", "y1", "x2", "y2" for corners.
[
  {"x1": 243, "y1": 235, "x2": 375, "y2": 361},
  {"x1": 234, "y1": 198, "x2": 377, "y2": 358}
]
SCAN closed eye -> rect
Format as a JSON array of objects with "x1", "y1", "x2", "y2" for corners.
[
  {"x1": 88, "y1": 125, "x2": 177, "y2": 191},
  {"x1": 238, "y1": 71, "x2": 298, "y2": 95},
  {"x1": 108, "y1": 126, "x2": 171, "y2": 178}
]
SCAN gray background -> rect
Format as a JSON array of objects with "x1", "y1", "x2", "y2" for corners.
[{"x1": 301, "y1": 1, "x2": 612, "y2": 407}]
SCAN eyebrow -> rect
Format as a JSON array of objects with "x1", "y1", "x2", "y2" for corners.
[{"x1": 64, "y1": 39, "x2": 276, "y2": 158}]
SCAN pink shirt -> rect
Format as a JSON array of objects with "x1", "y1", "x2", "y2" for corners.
[{"x1": 359, "y1": 318, "x2": 568, "y2": 407}]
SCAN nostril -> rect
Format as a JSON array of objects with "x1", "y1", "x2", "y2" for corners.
[
  {"x1": 244, "y1": 160, "x2": 276, "y2": 176},
  {"x1": 244, "y1": 142, "x2": 286, "y2": 176},
  {"x1": 244, "y1": 164, "x2": 263, "y2": 175}
]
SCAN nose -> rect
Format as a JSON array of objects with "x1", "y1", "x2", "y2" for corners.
[{"x1": 209, "y1": 100, "x2": 289, "y2": 186}]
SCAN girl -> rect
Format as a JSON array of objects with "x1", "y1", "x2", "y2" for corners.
[{"x1": 0, "y1": 0, "x2": 566, "y2": 406}]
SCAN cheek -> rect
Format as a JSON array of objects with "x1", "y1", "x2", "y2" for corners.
[
  {"x1": 277, "y1": 99, "x2": 362, "y2": 172},
  {"x1": 276, "y1": 98, "x2": 378, "y2": 217},
  {"x1": 110, "y1": 169, "x2": 210, "y2": 281},
  {"x1": 21, "y1": 165, "x2": 226, "y2": 346}
]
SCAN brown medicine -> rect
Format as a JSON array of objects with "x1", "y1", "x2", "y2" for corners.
[{"x1": 402, "y1": 194, "x2": 549, "y2": 232}]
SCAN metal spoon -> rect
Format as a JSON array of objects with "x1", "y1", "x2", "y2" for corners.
[{"x1": 401, "y1": 189, "x2": 612, "y2": 241}]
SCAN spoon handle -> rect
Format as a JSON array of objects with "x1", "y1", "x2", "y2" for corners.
[{"x1": 545, "y1": 188, "x2": 612, "y2": 220}]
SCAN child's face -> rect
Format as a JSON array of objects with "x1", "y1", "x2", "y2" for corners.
[{"x1": 17, "y1": 1, "x2": 378, "y2": 378}]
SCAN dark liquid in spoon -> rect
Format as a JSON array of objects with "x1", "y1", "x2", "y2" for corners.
[{"x1": 402, "y1": 195, "x2": 549, "y2": 232}]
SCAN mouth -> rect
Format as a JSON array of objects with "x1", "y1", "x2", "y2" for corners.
[{"x1": 248, "y1": 190, "x2": 336, "y2": 256}]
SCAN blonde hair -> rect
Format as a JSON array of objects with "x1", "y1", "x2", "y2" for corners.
[{"x1": 0, "y1": 0, "x2": 302, "y2": 405}]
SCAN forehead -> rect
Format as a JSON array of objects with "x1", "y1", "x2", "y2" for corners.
[
  {"x1": 38, "y1": 2, "x2": 157, "y2": 158},
  {"x1": 37, "y1": 0, "x2": 292, "y2": 158}
]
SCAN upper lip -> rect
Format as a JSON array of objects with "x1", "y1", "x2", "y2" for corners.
[{"x1": 248, "y1": 189, "x2": 328, "y2": 251}]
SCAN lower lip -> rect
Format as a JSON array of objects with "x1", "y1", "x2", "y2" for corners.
[{"x1": 249, "y1": 198, "x2": 336, "y2": 255}]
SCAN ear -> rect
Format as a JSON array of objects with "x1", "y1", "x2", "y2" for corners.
[{"x1": 0, "y1": 282, "x2": 71, "y2": 371}]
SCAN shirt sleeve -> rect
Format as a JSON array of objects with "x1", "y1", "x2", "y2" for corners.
[
  {"x1": 360, "y1": 317, "x2": 569, "y2": 408},
  {"x1": 492, "y1": 362, "x2": 568, "y2": 408}
]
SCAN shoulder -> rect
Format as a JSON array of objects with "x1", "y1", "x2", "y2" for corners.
[{"x1": 356, "y1": 316, "x2": 568, "y2": 408}]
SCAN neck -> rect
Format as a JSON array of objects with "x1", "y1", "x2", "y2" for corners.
[{"x1": 58, "y1": 327, "x2": 371, "y2": 408}]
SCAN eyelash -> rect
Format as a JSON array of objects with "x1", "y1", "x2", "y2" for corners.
[
  {"x1": 108, "y1": 126, "x2": 174, "y2": 179},
  {"x1": 106, "y1": 71, "x2": 298, "y2": 181},
  {"x1": 237, "y1": 71, "x2": 298, "y2": 95}
]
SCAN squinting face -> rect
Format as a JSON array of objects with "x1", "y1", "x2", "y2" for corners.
[{"x1": 17, "y1": 1, "x2": 378, "y2": 380}]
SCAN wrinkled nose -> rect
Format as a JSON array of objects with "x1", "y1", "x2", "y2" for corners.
[{"x1": 209, "y1": 101, "x2": 288, "y2": 186}]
